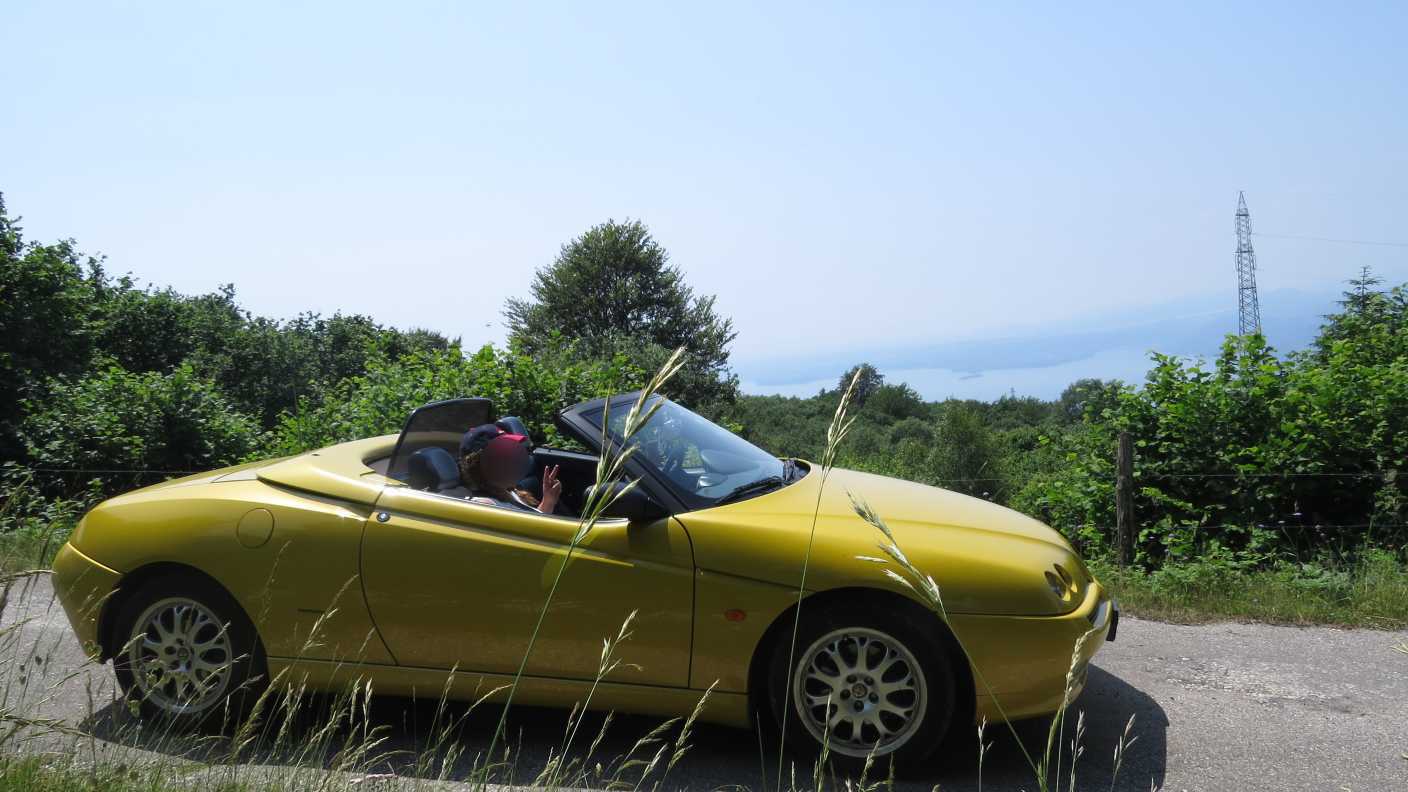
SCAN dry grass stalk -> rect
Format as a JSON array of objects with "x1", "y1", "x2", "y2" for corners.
[{"x1": 775, "y1": 369, "x2": 862, "y2": 790}]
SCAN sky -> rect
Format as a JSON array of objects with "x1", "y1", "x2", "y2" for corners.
[{"x1": 5, "y1": 2, "x2": 1406, "y2": 399}]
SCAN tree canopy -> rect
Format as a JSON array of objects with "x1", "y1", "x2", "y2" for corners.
[{"x1": 504, "y1": 219, "x2": 738, "y2": 410}]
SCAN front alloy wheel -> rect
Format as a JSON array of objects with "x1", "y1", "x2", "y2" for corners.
[
  {"x1": 113, "y1": 572, "x2": 266, "y2": 728},
  {"x1": 769, "y1": 603, "x2": 956, "y2": 768},
  {"x1": 793, "y1": 627, "x2": 928, "y2": 757},
  {"x1": 126, "y1": 597, "x2": 234, "y2": 716}
]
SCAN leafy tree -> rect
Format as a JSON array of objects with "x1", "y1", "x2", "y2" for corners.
[
  {"x1": 889, "y1": 416, "x2": 934, "y2": 445},
  {"x1": 96, "y1": 282, "x2": 244, "y2": 374},
  {"x1": 986, "y1": 393, "x2": 1062, "y2": 430},
  {"x1": 1344, "y1": 265, "x2": 1384, "y2": 315},
  {"x1": 838, "y1": 363, "x2": 884, "y2": 405},
  {"x1": 1313, "y1": 271, "x2": 1405, "y2": 364},
  {"x1": 1057, "y1": 378, "x2": 1122, "y2": 423},
  {"x1": 734, "y1": 392, "x2": 835, "y2": 459},
  {"x1": 0, "y1": 195, "x2": 103, "y2": 457},
  {"x1": 504, "y1": 219, "x2": 737, "y2": 410},
  {"x1": 191, "y1": 311, "x2": 451, "y2": 427},
  {"x1": 928, "y1": 403, "x2": 1003, "y2": 497},
  {"x1": 866, "y1": 383, "x2": 927, "y2": 421}
]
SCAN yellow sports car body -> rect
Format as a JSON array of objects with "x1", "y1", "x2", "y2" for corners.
[{"x1": 52, "y1": 394, "x2": 1116, "y2": 765}]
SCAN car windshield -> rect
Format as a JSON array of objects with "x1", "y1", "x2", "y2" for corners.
[{"x1": 582, "y1": 396, "x2": 790, "y2": 509}]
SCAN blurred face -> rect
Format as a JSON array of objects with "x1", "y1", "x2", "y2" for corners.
[{"x1": 481, "y1": 443, "x2": 531, "y2": 489}]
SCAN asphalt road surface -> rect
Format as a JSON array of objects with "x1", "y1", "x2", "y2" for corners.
[{"x1": 3, "y1": 573, "x2": 1405, "y2": 791}]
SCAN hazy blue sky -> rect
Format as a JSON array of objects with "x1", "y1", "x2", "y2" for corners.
[{"x1": 5, "y1": 2, "x2": 1406, "y2": 398}]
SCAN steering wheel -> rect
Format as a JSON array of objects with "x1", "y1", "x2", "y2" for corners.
[{"x1": 658, "y1": 440, "x2": 686, "y2": 479}]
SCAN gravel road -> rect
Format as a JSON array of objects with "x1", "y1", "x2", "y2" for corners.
[{"x1": 3, "y1": 573, "x2": 1405, "y2": 791}]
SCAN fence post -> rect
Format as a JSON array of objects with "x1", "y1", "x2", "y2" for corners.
[{"x1": 1115, "y1": 430, "x2": 1134, "y2": 568}]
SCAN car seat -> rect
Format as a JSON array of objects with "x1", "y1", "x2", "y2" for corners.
[{"x1": 407, "y1": 446, "x2": 461, "y2": 493}]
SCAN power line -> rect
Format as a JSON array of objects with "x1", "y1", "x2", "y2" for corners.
[
  {"x1": 1252, "y1": 231, "x2": 1408, "y2": 249},
  {"x1": 1139, "y1": 471, "x2": 1388, "y2": 480},
  {"x1": 1066, "y1": 522, "x2": 1408, "y2": 532},
  {"x1": 24, "y1": 467, "x2": 198, "y2": 475},
  {"x1": 11, "y1": 466, "x2": 1396, "y2": 481}
]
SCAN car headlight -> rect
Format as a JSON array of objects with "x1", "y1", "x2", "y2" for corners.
[{"x1": 1045, "y1": 563, "x2": 1081, "y2": 603}]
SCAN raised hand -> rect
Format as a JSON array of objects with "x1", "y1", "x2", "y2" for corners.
[{"x1": 539, "y1": 464, "x2": 562, "y2": 514}]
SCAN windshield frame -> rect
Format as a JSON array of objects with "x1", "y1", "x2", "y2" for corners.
[{"x1": 558, "y1": 393, "x2": 790, "y2": 512}]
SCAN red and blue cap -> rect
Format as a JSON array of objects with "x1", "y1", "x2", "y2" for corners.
[{"x1": 460, "y1": 424, "x2": 530, "y2": 458}]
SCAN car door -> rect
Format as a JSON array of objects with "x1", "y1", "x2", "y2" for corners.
[{"x1": 360, "y1": 484, "x2": 695, "y2": 688}]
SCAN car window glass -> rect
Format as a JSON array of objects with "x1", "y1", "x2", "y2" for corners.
[{"x1": 584, "y1": 396, "x2": 785, "y2": 509}]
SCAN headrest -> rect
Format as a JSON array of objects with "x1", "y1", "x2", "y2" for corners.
[{"x1": 407, "y1": 446, "x2": 461, "y2": 492}]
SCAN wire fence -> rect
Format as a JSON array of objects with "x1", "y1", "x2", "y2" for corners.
[
  {"x1": 5, "y1": 465, "x2": 1400, "y2": 488},
  {"x1": 1, "y1": 466, "x2": 203, "y2": 508},
  {"x1": 856, "y1": 467, "x2": 1407, "y2": 541},
  {"x1": 25, "y1": 467, "x2": 201, "y2": 475},
  {"x1": 898, "y1": 471, "x2": 1395, "y2": 484}
]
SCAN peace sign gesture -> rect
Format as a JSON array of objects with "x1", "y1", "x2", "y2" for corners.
[{"x1": 539, "y1": 465, "x2": 562, "y2": 514}]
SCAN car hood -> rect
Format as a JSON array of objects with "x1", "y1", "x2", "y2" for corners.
[
  {"x1": 678, "y1": 464, "x2": 1088, "y2": 616},
  {"x1": 813, "y1": 467, "x2": 1072, "y2": 551}
]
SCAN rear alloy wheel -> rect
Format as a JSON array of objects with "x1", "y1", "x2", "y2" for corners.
[
  {"x1": 770, "y1": 605, "x2": 955, "y2": 768},
  {"x1": 113, "y1": 574, "x2": 266, "y2": 728}
]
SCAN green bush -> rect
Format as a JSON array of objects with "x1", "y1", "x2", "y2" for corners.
[
  {"x1": 19, "y1": 363, "x2": 264, "y2": 478},
  {"x1": 1007, "y1": 289, "x2": 1408, "y2": 567}
]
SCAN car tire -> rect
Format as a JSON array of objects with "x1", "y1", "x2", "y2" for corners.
[
  {"x1": 112, "y1": 571, "x2": 268, "y2": 729},
  {"x1": 767, "y1": 601, "x2": 956, "y2": 771}
]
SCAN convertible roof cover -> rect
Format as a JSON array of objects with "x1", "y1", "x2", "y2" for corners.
[{"x1": 385, "y1": 398, "x2": 493, "y2": 482}]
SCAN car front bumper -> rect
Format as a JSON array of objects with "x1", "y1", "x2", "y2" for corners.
[
  {"x1": 951, "y1": 581, "x2": 1117, "y2": 723},
  {"x1": 51, "y1": 541, "x2": 122, "y2": 661}
]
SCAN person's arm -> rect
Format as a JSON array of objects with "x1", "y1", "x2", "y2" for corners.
[{"x1": 538, "y1": 465, "x2": 561, "y2": 514}]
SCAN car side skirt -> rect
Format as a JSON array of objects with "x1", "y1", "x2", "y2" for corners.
[{"x1": 268, "y1": 657, "x2": 752, "y2": 729}]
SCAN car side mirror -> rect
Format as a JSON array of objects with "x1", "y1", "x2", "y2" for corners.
[{"x1": 587, "y1": 482, "x2": 668, "y2": 523}]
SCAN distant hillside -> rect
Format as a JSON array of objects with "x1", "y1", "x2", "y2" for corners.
[{"x1": 736, "y1": 286, "x2": 1335, "y2": 400}]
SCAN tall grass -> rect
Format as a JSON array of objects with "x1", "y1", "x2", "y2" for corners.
[
  {"x1": 0, "y1": 467, "x2": 96, "y2": 580},
  {"x1": 1091, "y1": 552, "x2": 1408, "y2": 629},
  {"x1": 1, "y1": 525, "x2": 702, "y2": 792}
]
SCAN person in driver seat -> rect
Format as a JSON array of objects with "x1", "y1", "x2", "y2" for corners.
[{"x1": 458, "y1": 424, "x2": 561, "y2": 514}]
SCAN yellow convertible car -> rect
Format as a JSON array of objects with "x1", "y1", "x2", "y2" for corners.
[{"x1": 52, "y1": 394, "x2": 1115, "y2": 765}]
